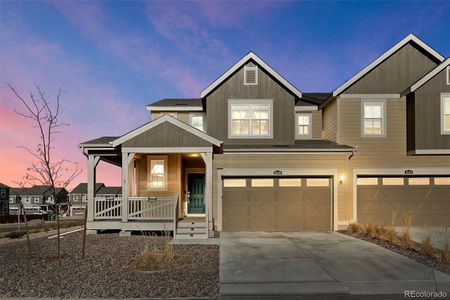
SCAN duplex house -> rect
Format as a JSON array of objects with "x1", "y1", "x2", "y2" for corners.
[
  {"x1": 0, "y1": 183, "x2": 10, "y2": 216},
  {"x1": 80, "y1": 34, "x2": 450, "y2": 239},
  {"x1": 9, "y1": 185, "x2": 68, "y2": 215}
]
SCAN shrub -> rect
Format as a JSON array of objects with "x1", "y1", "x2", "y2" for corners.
[
  {"x1": 348, "y1": 223, "x2": 365, "y2": 235},
  {"x1": 400, "y1": 212, "x2": 414, "y2": 249},
  {"x1": 365, "y1": 223, "x2": 377, "y2": 238},
  {"x1": 419, "y1": 234, "x2": 434, "y2": 257},
  {"x1": 130, "y1": 242, "x2": 178, "y2": 271},
  {"x1": 5, "y1": 230, "x2": 26, "y2": 239},
  {"x1": 439, "y1": 227, "x2": 450, "y2": 265},
  {"x1": 383, "y1": 227, "x2": 398, "y2": 243}
]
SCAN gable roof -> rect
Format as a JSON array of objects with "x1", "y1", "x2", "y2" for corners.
[
  {"x1": 10, "y1": 185, "x2": 67, "y2": 197},
  {"x1": 97, "y1": 186, "x2": 122, "y2": 195},
  {"x1": 402, "y1": 58, "x2": 450, "y2": 96},
  {"x1": 112, "y1": 114, "x2": 222, "y2": 147},
  {"x1": 0, "y1": 183, "x2": 10, "y2": 189},
  {"x1": 70, "y1": 183, "x2": 105, "y2": 194},
  {"x1": 79, "y1": 136, "x2": 118, "y2": 147},
  {"x1": 146, "y1": 98, "x2": 202, "y2": 111},
  {"x1": 200, "y1": 52, "x2": 302, "y2": 99},
  {"x1": 297, "y1": 93, "x2": 331, "y2": 106},
  {"x1": 332, "y1": 34, "x2": 445, "y2": 97}
]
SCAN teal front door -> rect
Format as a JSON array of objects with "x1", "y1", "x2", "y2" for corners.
[{"x1": 187, "y1": 173, "x2": 205, "y2": 214}]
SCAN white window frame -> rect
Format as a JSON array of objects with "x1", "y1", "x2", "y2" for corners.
[
  {"x1": 244, "y1": 65, "x2": 258, "y2": 85},
  {"x1": 441, "y1": 93, "x2": 450, "y2": 135},
  {"x1": 147, "y1": 156, "x2": 168, "y2": 191},
  {"x1": 361, "y1": 99, "x2": 386, "y2": 137},
  {"x1": 228, "y1": 99, "x2": 273, "y2": 139},
  {"x1": 189, "y1": 112, "x2": 205, "y2": 132},
  {"x1": 447, "y1": 66, "x2": 450, "y2": 85},
  {"x1": 295, "y1": 113, "x2": 312, "y2": 139}
]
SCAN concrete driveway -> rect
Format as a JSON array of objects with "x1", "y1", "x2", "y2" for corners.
[{"x1": 220, "y1": 231, "x2": 450, "y2": 297}]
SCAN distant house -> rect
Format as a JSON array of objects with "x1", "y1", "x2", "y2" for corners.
[
  {"x1": 68, "y1": 183, "x2": 104, "y2": 216},
  {"x1": 97, "y1": 186, "x2": 122, "y2": 199},
  {"x1": 9, "y1": 185, "x2": 68, "y2": 215},
  {"x1": 0, "y1": 183, "x2": 10, "y2": 216}
]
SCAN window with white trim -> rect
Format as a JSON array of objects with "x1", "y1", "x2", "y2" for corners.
[
  {"x1": 190, "y1": 114, "x2": 204, "y2": 132},
  {"x1": 229, "y1": 100, "x2": 272, "y2": 138},
  {"x1": 362, "y1": 100, "x2": 385, "y2": 136},
  {"x1": 0, "y1": 189, "x2": 5, "y2": 198},
  {"x1": 244, "y1": 65, "x2": 258, "y2": 85},
  {"x1": 441, "y1": 93, "x2": 450, "y2": 134},
  {"x1": 147, "y1": 156, "x2": 168, "y2": 190},
  {"x1": 33, "y1": 196, "x2": 40, "y2": 203},
  {"x1": 296, "y1": 113, "x2": 312, "y2": 139}
]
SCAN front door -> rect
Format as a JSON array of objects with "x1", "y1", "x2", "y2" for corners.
[{"x1": 187, "y1": 173, "x2": 205, "y2": 214}]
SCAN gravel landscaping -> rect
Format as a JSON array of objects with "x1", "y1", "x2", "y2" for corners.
[{"x1": 0, "y1": 231, "x2": 219, "y2": 298}]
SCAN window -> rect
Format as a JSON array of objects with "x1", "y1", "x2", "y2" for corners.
[
  {"x1": 382, "y1": 178, "x2": 404, "y2": 185},
  {"x1": 33, "y1": 196, "x2": 40, "y2": 203},
  {"x1": 279, "y1": 178, "x2": 302, "y2": 187},
  {"x1": 408, "y1": 177, "x2": 430, "y2": 185},
  {"x1": 190, "y1": 114, "x2": 204, "y2": 131},
  {"x1": 0, "y1": 189, "x2": 5, "y2": 198},
  {"x1": 362, "y1": 100, "x2": 385, "y2": 137},
  {"x1": 223, "y1": 179, "x2": 246, "y2": 187},
  {"x1": 244, "y1": 65, "x2": 258, "y2": 85},
  {"x1": 435, "y1": 177, "x2": 450, "y2": 185},
  {"x1": 9, "y1": 196, "x2": 14, "y2": 203},
  {"x1": 441, "y1": 93, "x2": 450, "y2": 134},
  {"x1": 306, "y1": 178, "x2": 329, "y2": 187},
  {"x1": 147, "y1": 156, "x2": 168, "y2": 190},
  {"x1": 357, "y1": 178, "x2": 378, "y2": 185},
  {"x1": 447, "y1": 66, "x2": 450, "y2": 85},
  {"x1": 229, "y1": 100, "x2": 272, "y2": 138},
  {"x1": 296, "y1": 113, "x2": 312, "y2": 139},
  {"x1": 251, "y1": 179, "x2": 274, "y2": 187}
]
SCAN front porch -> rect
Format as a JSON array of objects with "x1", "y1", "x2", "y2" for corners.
[{"x1": 79, "y1": 115, "x2": 221, "y2": 239}]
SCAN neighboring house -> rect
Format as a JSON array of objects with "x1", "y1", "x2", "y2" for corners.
[
  {"x1": 9, "y1": 185, "x2": 68, "y2": 215},
  {"x1": 0, "y1": 183, "x2": 10, "y2": 216},
  {"x1": 97, "y1": 186, "x2": 122, "y2": 199},
  {"x1": 68, "y1": 183, "x2": 104, "y2": 216},
  {"x1": 79, "y1": 34, "x2": 450, "y2": 239}
]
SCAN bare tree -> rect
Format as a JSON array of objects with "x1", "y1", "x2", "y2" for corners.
[{"x1": 8, "y1": 83, "x2": 82, "y2": 265}]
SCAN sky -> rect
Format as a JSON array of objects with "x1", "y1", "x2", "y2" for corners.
[{"x1": 0, "y1": 1, "x2": 449, "y2": 190}]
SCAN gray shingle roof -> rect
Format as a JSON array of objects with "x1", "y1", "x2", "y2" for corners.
[
  {"x1": 79, "y1": 136, "x2": 118, "y2": 146},
  {"x1": 296, "y1": 93, "x2": 331, "y2": 106},
  {"x1": 147, "y1": 98, "x2": 202, "y2": 107},
  {"x1": 224, "y1": 140, "x2": 354, "y2": 150},
  {"x1": 0, "y1": 183, "x2": 10, "y2": 189},
  {"x1": 70, "y1": 183, "x2": 105, "y2": 194},
  {"x1": 97, "y1": 186, "x2": 122, "y2": 196},
  {"x1": 10, "y1": 185, "x2": 67, "y2": 196}
]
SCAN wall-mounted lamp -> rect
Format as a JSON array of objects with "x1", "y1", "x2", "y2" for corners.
[{"x1": 339, "y1": 175, "x2": 345, "y2": 184}]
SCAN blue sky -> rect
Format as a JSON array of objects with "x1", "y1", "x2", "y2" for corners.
[{"x1": 1, "y1": 1, "x2": 449, "y2": 186}]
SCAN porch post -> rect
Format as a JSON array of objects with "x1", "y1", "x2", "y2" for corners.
[
  {"x1": 87, "y1": 155, "x2": 100, "y2": 222},
  {"x1": 121, "y1": 153, "x2": 129, "y2": 222},
  {"x1": 205, "y1": 151, "x2": 213, "y2": 237}
]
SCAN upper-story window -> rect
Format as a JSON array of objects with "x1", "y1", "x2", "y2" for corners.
[
  {"x1": 148, "y1": 156, "x2": 168, "y2": 191},
  {"x1": 190, "y1": 113, "x2": 204, "y2": 132},
  {"x1": 441, "y1": 93, "x2": 450, "y2": 134},
  {"x1": 295, "y1": 113, "x2": 312, "y2": 139},
  {"x1": 228, "y1": 99, "x2": 273, "y2": 138},
  {"x1": 9, "y1": 196, "x2": 14, "y2": 203},
  {"x1": 33, "y1": 196, "x2": 40, "y2": 203},
  {"x1": 244, "y1": 65, "x2": 258, "y2": 85},
  {"x1": 362, "y1": 100, "x2": 386, "y2": 137},
  {"x1": 0, "y1": 189, "x2": 5, "y2": 198}
]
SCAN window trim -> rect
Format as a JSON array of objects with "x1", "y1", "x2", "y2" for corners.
[
  {"x1": 227, "y1": 99, "x2": 273, "y2": 139},
  {"x1": 189, "y1": 112, "x2": 205, "y2": 132},
  {"x1": 295, "y1": 113, "x2": 312, "y2": 139},
  {"x1": 244, "y1": 65, "x2": 258, "y2": 85},
  {"x1": 147, "y1": 155, "x2": 168, "y2": 191},
  {"x1": 447, "y1": 66, "x2": 450, "y2": 85},
  {"x1": 441, "y1": 93, "x2": 450, "y2": 135},
  {"x1": 361, "y1": 99, "x2": 386, "y2": 137}
]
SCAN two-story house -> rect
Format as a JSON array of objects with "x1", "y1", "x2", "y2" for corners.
[
  {"x1": 9, "y1": 185, "x2": 68, "y2": 215},
  {"x1": 0, "y1": 183, "x2": 10, "y2": 216},
  {"x1": 79, "y1": 34, "x2": 450, "y2": 239},
  {"x1": 69, "y1": 183, "x2": 105, "y2": 216}
]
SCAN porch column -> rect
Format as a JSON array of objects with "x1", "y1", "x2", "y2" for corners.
[
  {"x1": 87, "y1": 155, "x2": 100, "y2": 222},
  {"x1": 202, "y1": 151, "x2": 214, "y2": 237},
  {"x1": 122, "y1": 152, "x2": 135, "y2": 222}
]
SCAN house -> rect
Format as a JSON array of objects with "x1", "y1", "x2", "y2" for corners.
[
  {"x1": 69, "y1": 183, "x2": 104, "y2": 216},
  {"x1": 9, "y1": 185, "x2": 68, "y2": 215},
  {"x1": 79, "y1": 34, "x2": 450, "y2": 239},
  {"x1": 0, "y1": 183, "x2": 10, "y2": 216},
  {"x1": 97, "y1": 186, "x2": 122, "y2": 199}
]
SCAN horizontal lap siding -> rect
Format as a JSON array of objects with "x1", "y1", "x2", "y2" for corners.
[
  {"x1": 323, "y1": 98, "x2": 337, "y2": 142},
  {"x1": 312, "y1": 111, "x2": 323, "y2": 139}
]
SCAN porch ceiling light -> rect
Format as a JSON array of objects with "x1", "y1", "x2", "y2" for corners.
[{"x1": 189, "y1": 153, "x2": 200, "y2": 157}]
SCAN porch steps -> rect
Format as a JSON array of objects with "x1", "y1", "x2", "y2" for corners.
[{"x1": 175, "y1": 219, "x2": 208, "y2": 239}]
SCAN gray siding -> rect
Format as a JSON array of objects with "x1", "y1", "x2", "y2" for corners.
[
  {"x1": 206, "y1": 62, "x2": 296, "y2": 145},
  {"x1": 123, "y1": 122, "x2": 211, "y2": 148},
  {"x1": 344, "y1": 43, "x2": 438, "y2": 94},
  {"x1": 413, "y1": 67, "x2": 450, "y2": 150}
]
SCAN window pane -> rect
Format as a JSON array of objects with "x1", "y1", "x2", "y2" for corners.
[
  {"x1": 306, "y1": 178, "x2": 329, "y2": 187},
  {"x1": 408, "y1": 177, "x2": 430, "y2": 185},
  {"x1": 232, "y1": 120, "x2": 250, "y2": 135},
  {"x1": 435, "y1": 177, "x2": 450, "y2": 185},
  {"x1": 445, "y1": 116, "x2": 450, "y2": 131},
  {"x1": 251, "y1": 179, "x2": 274, "y2": 187},
  {"x1": 279, "y1": 178, "x2": 302, "y2": 187},
  {"x1": 224, "y1": 179, "x2": 246, "y2": 187},
  {"x1": 382, "y1": 178, "x2": 404, "y2": 185},
  {"x1": 252, "y1": 120, "x2": 269, "y2": 135},
  {"x1": 445, "y1": 97, "x2": 450, "y2": 114},
  {"x1": 191, "y1": 116, "x2": 203, "y2": 131},
  {"x1": 150, "y1": 159, "x2": 166, "y2": 189},
  {"x1": 357, "y1": 178, "x2": 378, "y2": 185}
]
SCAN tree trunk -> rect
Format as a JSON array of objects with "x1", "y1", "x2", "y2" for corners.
[
  {"x1": 56, "y1": 206, "x2": 61, "y2": 266},
  {"x1": 82, "y1": 205, "x2": 88, "y2": 259},
  {"x1": 21, "y1": 203, "x2": 31, "y2": 255}
]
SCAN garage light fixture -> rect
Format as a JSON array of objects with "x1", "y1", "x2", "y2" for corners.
[{"x1": 339, "y1": 175, "x2": 345, "y2": 184}]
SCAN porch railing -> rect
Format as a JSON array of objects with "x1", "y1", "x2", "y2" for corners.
[
  {"x1": 94, "y1": 197, "x2": 122, "y2": 220},
  {"x1": 128, "y1": 195, "x2": 178, "y2": 221}
]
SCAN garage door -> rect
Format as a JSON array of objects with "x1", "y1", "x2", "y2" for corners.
[
  {"x1": 357, "y1": 176, "x2": 450, "y2": 226},
  {"x1": 222, "y1": 177, "x2": 332, "y2": 231}
]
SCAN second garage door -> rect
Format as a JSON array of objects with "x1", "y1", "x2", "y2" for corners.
[{"x1": 222, "y1": 177, "x2": 332, "y2": 231}]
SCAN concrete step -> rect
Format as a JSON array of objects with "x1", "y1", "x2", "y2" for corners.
[
  {"x1": 175, "y1": 232, "x2": 208, "y2": 239},
  {"x1": 177, "y1": 227, "x2": 206, "y2": 234},
  {"x1": 177, "y1": 221, "x2": 207, "y2": 228}
]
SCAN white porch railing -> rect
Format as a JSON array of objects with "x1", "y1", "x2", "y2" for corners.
[
  {"x1": 128, "y1": 195, "x2": 178, "y2": 221},
  {"x1": 94, "y1": 197, "x2": 122, "y2": 220}
]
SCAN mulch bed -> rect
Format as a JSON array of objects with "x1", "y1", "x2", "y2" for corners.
[
  {"x1": 0, "y1": 231, "x2": 219, "y2": 298},
  {"x1": 339, "y1": 230, "x2": 450, "y2": 275}
]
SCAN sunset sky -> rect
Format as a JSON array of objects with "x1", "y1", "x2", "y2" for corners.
[{"x1": 1, "y1": 1, "x2": 449, "y2": 190}]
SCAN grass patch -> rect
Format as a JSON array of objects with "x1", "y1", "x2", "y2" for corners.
[{"x1": 130, "y1": 242, "x2": 184, "y2": 272}]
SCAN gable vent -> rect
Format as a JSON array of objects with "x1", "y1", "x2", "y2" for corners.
[{"x1": 244, "y1": 65, "x2": 258, "y2": 85}]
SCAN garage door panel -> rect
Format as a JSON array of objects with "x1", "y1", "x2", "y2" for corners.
[{"x1": 358, "y1": 176, "x2": 450, "y2": 227}]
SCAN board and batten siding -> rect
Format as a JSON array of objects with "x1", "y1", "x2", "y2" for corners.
[
  {"x1": 212, "y1": 153, "x2": 351, "y2": 230},
  {"x1": 413, "y1": 67, "x2": 450, "y2": 150},
  {"x1": 322, "y1": 98, "x2": 338, "y2": 142},
  {"x1": 122, "y1": 122, "x2": 211, "y2": 148},
  {"x1": 206, "y1": 62, "x2": 296, "y2": 145},
  {"x1": 344, "y1": 43, "x2": 438, "y2": 94},
  {"x1": 337, "y1": 97, "x2": 450, "y2": 221}
]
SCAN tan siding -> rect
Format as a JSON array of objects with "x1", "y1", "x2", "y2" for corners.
[
  {"x1": 344, "y1": 44, "x2": 438, "y2": 94},
  {"x1": 212, "y1": 153, "x2": 351, "y2": 230},
  {"x1": 414, "y1": 68, "x2": 450, "y2": 150},
  {"x1": 122, "y1": 122, "x2": 211, "y2": 148},
  {"x1": 312, "y1": 110, "x2": 323, "y2": 139},
  {"x1": 322, "y1": 98, "x2": 337, "y2": 141},
  {"x1": 337, "y1": 97, "x2": 450, "y2": 220},
  {"x1": 206, "y1": 63, "x2": 295, "y2": 145}
]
